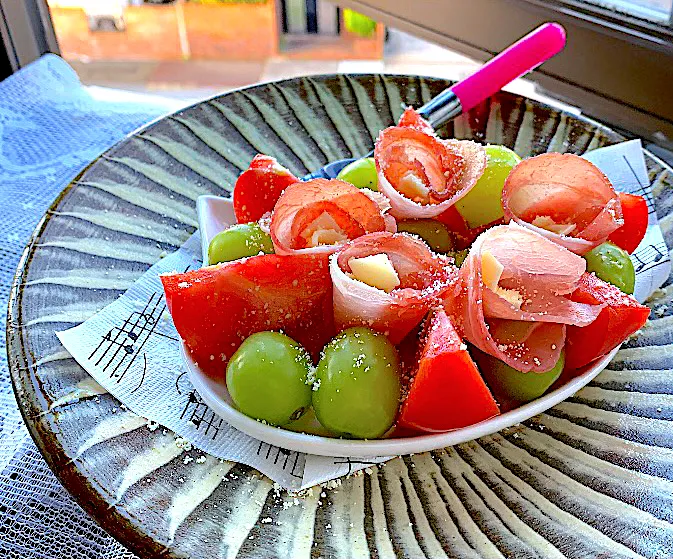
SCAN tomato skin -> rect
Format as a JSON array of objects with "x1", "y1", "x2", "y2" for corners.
[
  {"x1": 565, "y1": 272, "x2": 650, "y2": 370},
  {"x1": 607, "y1": 192, "x2": 648, "y2": 254},
  {"x1": 436, "y1": 205, "x2": 503, "y2": 250},
  {"x1": 233, "y1": 154, "x2": 299, "y2": 224},
  {"x1": 397, "y1": 308, "x2": 499, "y2": 433},
  {"x1": 161, "y1": 253, "x2": 334, "y2": 380},
  {"x1": 436, "y1": 205, "x2": 467, "y2": 234}
]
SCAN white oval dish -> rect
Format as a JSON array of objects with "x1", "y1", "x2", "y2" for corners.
[
  {"x1": 184, "y1": 195, "x2": 620, "y2": 457},
  {"x1": 185, "y1": 342, "x2": 617, "y2": 457}
]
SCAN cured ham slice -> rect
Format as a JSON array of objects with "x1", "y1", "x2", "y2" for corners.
[
  {"x1": 161, "y1": 254, "x2": 334, "y2": 379},
  {"x1": 396, "y1": 106, "x2": 434, "y2": 134},
  {"x1": 270, "y1": 178, "x2": 395, "y2": 255},
  {"x1": 374, "y1": 108, "x2": 487, "y2": 219},
  {"x1": 452, "y1": 224, "x2": 603, "y2": 373},
  {"x1": 330, "y1": 232, "x2": 457, "y2": 344},
  {"x1": 233, "y1": 154, "x2": 299, "y2": 224},
  {"x1": 501, "y1": 153, "x2": 623, "y2": 255}
]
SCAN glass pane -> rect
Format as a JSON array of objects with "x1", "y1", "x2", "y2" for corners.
[
  {"x1": 46, "y1": 0, "x2": 391, "y2": 100},
  {"x1": 582, "y1": 0, "x2": 672, "y2": 23},
  {"x1": 42, "y1": 1, "x2": 574, "y2": 111}
]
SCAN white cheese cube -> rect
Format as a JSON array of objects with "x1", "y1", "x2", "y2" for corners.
[
  {"x1": 482, "y1": 250, "x2": 523, "y2": 309},
  {"x1": 348, "y1": 253, "x2": 401, "y2": 293},
  {"x1": 493, "y1": 286, "x2": 524, "y2": 309},
  {"x1": 531, "y1": 215, "x2": 576, "y2": 236},
  {"x1": 481, "y1": 250, "x2": 504, "y2": 291},
  {"x1": 397, "y1": 171, "x2": 429, "y2": 201},
  {"x1": 302, "y1": 212, "x2": 348, "y2": 247}
]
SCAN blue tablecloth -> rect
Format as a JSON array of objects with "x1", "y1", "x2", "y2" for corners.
[{"x1": 0, "y1": 54, "x2": 180, "y2": 559}]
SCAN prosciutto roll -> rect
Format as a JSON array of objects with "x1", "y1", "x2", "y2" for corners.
[
  {"x1": 501, "y1": 153, "x2": 623, "y2": 255},
  {"x1": 374, "y1": 108, "x2": 487, "y2": 219},
  {"x1": 330, "y1": 232, "x2": 457, "y2": 344},
  {"x1": 452, "y1": 224, "x2": 603, "y2": 372},
  {"x1": 270, "y1": 178, "x2": 395, "y2": 256}
]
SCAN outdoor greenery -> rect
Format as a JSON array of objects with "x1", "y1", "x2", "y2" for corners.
[{"x1": 343, "y1": 9, "x2": 376, "y2": 37}]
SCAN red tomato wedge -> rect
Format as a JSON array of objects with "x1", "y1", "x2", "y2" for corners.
[
  {"x1": 565, "y1": 272, "x2": 650, "y2": 370},
  {"x1": 502, "y1": 153, "x2": 623, "y2": 255},
  {"x1": 233, "y1": 154, "x2": 299, "y2": 224},
  {"x1": 607, "y1": 192, "x2": 648, "y2": 254},
  {"x1": 270, "y1": 178, "x2": 395, "y2": 255},
  {"x1": 330, "y1": 232, "x2": 457, "y2": 344},
  {"x1": 437, "y1": 205, "x2": 504, "y2": 250},
  {"x1": 398, "y1": 308, "x2": 499, "y2": 433},
  {"x1": 161, "y1": 254, "x2": 334, "y2": 379},
  {"x1": 436, "y1": 205, "x2": 468, "y2": 233}
]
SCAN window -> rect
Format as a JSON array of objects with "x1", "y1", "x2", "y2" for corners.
[
  {"x1": 35, "y1": 1, "x2": 386, "y2": 101},
  {"x1": 1, "y1": 0, "x2": 671, "y2": 149},
  {"x1": 580, "y1": 0, "x2": 672, "y2": 24},
  {"x1": 0, "y1": 0, "x2": 59, "y2": 72},
  {"x1": 336, "y1": 0, "x2": 673, "y2": 148}
]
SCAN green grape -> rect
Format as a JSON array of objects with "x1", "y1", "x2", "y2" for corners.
[
  {"x1": 313, "y1": 327, "x2": 400, "y2": 439},
  {"x1": 208, "y1": 223, "x2": 274, "y2": 265},
  {"x1": 455, "y1": 144, "x2": 521, "y2": 229},
  {"x1": 583, "y1": 242, "x2": 635, "y2": 294},
  {"x1": 284, "y1": 407, "x2": 332, "y2": 436},
  {"x1": 226, "y1": 332, "x2": 312, "y2": 426},
  {"x1": 397, "y1": 219, "x2": 454, "y2": 253},
  {"x1": 472, "y1": 347, "x2": 565, "y2": 403},
  {"x1": 336, "y1": 157, "x2": 378, "y2": 191},
  {"x1": 448, "y1": 249, "x2": 468, "y2": 267}
]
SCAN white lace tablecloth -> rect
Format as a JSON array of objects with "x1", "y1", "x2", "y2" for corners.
[{"x1": 0, "y1": 54, "x2": 183, "y2": 559}]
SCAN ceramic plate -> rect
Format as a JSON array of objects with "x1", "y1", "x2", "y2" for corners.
[{"x1": 9, "y1": 75, "x2": 673, "y2": 559}]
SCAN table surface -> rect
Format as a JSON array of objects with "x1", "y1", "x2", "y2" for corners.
[{"x1": 0, "y1": 55, "x2": 182, "y2": 559}]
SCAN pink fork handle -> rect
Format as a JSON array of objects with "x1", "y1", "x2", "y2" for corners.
[{"x1": 451, "y1": 23, "x2": 566, "y2": 112}]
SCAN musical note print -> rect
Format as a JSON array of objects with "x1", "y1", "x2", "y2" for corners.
[
  {"x1": 128, "y1": 353, "x2": 148, "y2": 395},
  {"x1": 180, "y1": 390, "x2": 226, "y2": 440},
  {"x1": 88, "y1": 291, "x2": 178, "y2": 384},
  {"x1": 633, "y1": 242, "x2": 669, "y2": 275},
  {"x1": 332, "y1": 457, "x2": 377, "y2": 476},
  {"x1": 256, "y1": 441, "x2": 302, "y2": 478}
]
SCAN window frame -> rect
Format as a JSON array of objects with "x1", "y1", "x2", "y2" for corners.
[
  {"x1": 0, "y1": 0, "x2": 58, "y2": 74},
  {"x1": 337, "y1": 0, "x2": 673, "y2": 148}
]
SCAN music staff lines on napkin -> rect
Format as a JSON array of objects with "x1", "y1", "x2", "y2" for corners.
[
  {"x1": 633, "y1": 242, "x2": 669, "y2": 275},
  {"x1": 89, "y1": 291, "x2": 177, "y2": 386},
  {"x1": 180, "y1": 390, "x2": 226, "y2": 440},
  {"x1": 621, "y1": 154, "x2": 656, "y2": 211},
  {"x1": 256, "y1": 442, "x2": 302, "y2": 479}
]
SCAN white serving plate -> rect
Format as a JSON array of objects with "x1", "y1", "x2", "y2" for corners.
[{"x1": 186, "y1": 194, "x2": 619, "y2": 458}]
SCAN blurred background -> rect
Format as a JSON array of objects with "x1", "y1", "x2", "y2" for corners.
[
  {"x1": 1, "y1": 0, "x2": 672, "y2": 148},
  {"x1": 45, "y1": 0, "x2": 469, "y2": 101}
]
